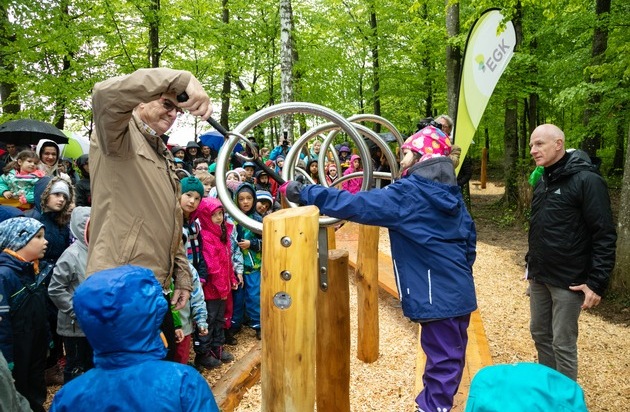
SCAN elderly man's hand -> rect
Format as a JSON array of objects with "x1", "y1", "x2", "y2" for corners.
[
  {"x1": 569, "y1": 284, "x2": 601, "y2": 309},
  {"x1": 171, "y1": 288, "x2": 191, "y2": 311},
  {"x1": 179, "y1": 76, "x2": 213, "y2": 121}
]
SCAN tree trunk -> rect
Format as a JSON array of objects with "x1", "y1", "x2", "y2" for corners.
[
  {"x1": 610, "y1": 104, "x2": 626, "y2": 175},
  {"x1": 506, "y1": 0, "x2": 525, "y2": 212},
  {"x1": 527, "y1": 37, "x2": 539, "y2": 136},
  {"x1": 422, "y1": 3, "x2": 433, "y2": 118},
  {"x1": 445, "y1": 0, "x2": 460, "y2": 120},
  {"x1": 610, "y1": 124, "x2": 630, "y2": 294},
  {"x1": 502, "y1": 98, "x2": 519, "y2": 208},
  {"x1": 520, "y1": 98, "x2": 528, "y2": 159},
  {"x1": 220, "y1": 0, "x2": 230, "y2": 130},
  {"x1": 54, "y1": 54, "x2": 71, "y2": 131},
  {"x1": 368, "y1": 2, "x2": 381, "y2": 133},
  {"x1": 54, "y1": 0, "x2": 72, "y2": 131},
  {"x1": 279, "y1": 0, "x2": 295, "y2": 141},
  {"x1": 580, "y1": 0, "x2": 611, "y2": 157},
  {"x1": 148, "y1": 0, "x2": 160, "y2": 68},
  {"x1": 0, "y1": 3, "x2": 20, "y2": 115}
]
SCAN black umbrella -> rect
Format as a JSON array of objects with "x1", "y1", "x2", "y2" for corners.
[{"x1": 0, "y1": 119, "x2": 69, "y2": 145}]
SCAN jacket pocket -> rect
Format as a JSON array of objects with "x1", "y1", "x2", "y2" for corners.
[{"x1": 118, "y1": 216, "x2": 143, "y2": 264}]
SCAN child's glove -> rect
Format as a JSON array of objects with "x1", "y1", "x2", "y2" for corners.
[{"x1": 279, "y1": 181, "x2": 304, "y2": 203}]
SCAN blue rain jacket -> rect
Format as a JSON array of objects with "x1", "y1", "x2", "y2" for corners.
[
  {"x1": 50, "y1": 265, "x2": 219, "y2": 412},
  {"x1": 300, "y1": 157, "x2": 477, "y2": 321}
]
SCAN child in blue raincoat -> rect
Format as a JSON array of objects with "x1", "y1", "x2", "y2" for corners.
[
  {"x1": 280, "y1": 125, "x2": 477, "y2": 412},
  {"x1": 49, "y1": 265, "x2": 219, "y2": 412}
]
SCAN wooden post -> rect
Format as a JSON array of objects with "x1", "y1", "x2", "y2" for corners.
[
  {"x1": 316, "y1": 249, "x2": 350, "y2": 412},
  {"x1": 356, "y1": 224, "x2": 380, "y2": 363},
  {"x1": 480, "y1": 147, "x2": 488, "y2": 189},
  {"x1": 261, "y1": 206, "x2": 319, "y2": 412}
]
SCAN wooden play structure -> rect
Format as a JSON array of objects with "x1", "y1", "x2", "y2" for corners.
[
  {"x1": 209, "y1": 103, "x2": 493, "y2": 411},
  {"x1": 212, "y1": 216, "x2": 493, "y2": 411}
]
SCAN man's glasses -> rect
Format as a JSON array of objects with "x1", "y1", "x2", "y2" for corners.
[
  {"x1": 161, "y1": 99, "x2": 183, "y2": 115},
  {"x1": 195, "y1": 166, "x2": 208, "y2": 171}
]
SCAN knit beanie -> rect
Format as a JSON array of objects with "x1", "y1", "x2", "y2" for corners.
[
  {"x1": 50, "y1": 180, "x2": 71, "y2": 199},
  {"x1": 401, "y1": 125, "x2": 451, "y2": 162},
  {"x1": 256, "y1": 190, "x2": 273, "y2": 206},
  {"x1": 180, "y1": 176, "x2": 205, "y2": 198},
  {"x1": 0, "y1": 217, "x2": 44, "y2": 251},
  {"x1": 226, "y1": 179, "x2": 241, "y2": 193}
]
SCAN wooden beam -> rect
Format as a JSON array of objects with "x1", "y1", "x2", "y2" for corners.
[{"x1": 212, "y1": 343, "x2": 262, "y2": 412}]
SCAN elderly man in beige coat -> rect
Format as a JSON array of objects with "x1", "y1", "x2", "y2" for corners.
[{"x1": 88, "y1": 68, "x2": 212, "y2": 358}]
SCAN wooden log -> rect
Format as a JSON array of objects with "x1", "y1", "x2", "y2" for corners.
[
  {"x1": 317, "y1": 249, "x2": 350, "y2": 412},
  {"x1": 212, "y1": 343, "x2": 262, "y2": 412},
  {"x1": 356, "y1": 224, "x2": 380, "y2": 363},
  {"x1": 261, "y1": 206, "x2": 319, "y2": 412},
  {"x1": 480, "y1": 147, "x2": 488, "y2": 189}
]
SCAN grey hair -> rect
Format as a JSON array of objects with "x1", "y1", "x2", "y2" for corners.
[{"x1": 435, "y1": 114, "x2": 454, "y2": 129}]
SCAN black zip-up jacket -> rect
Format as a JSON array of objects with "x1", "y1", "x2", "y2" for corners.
[{"x1": 527, "y1": 150, "x2": 616, "y2": 296}]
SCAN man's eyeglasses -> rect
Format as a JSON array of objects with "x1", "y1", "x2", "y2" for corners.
[
  {"x1": 161, "y1": 99, "x2": 183, "y2": 115},
  {"x1": 195, "y1": 166, "x2": 208, "y2": 171}
]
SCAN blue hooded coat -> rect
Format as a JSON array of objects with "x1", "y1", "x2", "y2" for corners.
[
  {"x1": 298, "y1": 156, "x2": 477, "y2": 321},
  {"x1": 49, "y1": 265, "x2": 219, "y2": 412}
]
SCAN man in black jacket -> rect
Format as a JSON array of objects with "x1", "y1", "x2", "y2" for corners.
[{"x1": 527, "y1": 124, "x2": 616, "y2": 381}]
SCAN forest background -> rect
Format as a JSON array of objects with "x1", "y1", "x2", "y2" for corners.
[{"x1": 1, "y1": 0, "x2": 629, "y2": 298}]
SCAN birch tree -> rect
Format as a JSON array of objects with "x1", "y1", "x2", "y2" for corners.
[{"x1": 279, "y1": 0, "x2": 295, "y2": 140}]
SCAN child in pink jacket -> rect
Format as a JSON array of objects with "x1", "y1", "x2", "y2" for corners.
[
  {"x1": 342, "y1": 154, "x2": 363, "y2": 194},
  {"x1": 192, "y1": 197, "x2": 242, "y2": 367}
]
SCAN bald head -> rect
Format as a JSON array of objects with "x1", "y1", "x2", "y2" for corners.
[{"x1": 529, "y1": 124, "x2": 566, "y2": 167}]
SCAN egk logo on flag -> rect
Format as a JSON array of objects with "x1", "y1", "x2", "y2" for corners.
[
  {"x1": 454, "y1": 9, "x2": 516, "y2": 172},
  {"x1": 470, "y1": 11, "x2": 517, "y2": 100}
]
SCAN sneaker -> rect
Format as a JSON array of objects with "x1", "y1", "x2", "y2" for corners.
[
  {"x1": 224, "y1": 329, "x2": 238, "y2": 346},
  {"x1": 194, "y1": 354, "x2": 221, "y2": 370},
  {"x1": 218, "y1": 349, "x2": 234, "y2": 363},
  {"x1": 211, "y1": 346, "x2": 234, "y2": 363}
]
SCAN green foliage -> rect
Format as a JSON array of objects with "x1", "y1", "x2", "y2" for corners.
[{"x1": 0, "y1": 0, "x2": 626, "y2": 164}]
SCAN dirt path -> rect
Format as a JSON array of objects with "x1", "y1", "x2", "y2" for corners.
[{"x1": 46, "y1": 182, "x2": 629, "y2": 411}]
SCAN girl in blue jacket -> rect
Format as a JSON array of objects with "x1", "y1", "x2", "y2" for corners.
[{"x1": 281, "y1": 125, "x2": 477, "y2": 412}]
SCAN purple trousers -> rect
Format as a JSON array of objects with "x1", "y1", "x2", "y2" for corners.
[{"x1": 415, "y1": 314, "x2": 470, "y2": 412}]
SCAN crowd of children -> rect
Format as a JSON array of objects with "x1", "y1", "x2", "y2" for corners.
[{"x1": 0, "y1": 135, "x2": 369, "y2": 411}]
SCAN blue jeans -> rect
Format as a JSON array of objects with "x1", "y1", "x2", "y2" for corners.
[{"x1": 529, "y1": 280, "x2": 583, "y2": 380}]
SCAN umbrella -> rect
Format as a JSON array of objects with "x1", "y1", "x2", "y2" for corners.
[
  {"x1": 0, "y1": 119, "x2": 69, "y2": 145},
  {"x1": 60, "y1": 132, "x2": 90, "y2": 159},
  {"x1": 198, "y1": 131, "x2": 243, "y2": 154}
]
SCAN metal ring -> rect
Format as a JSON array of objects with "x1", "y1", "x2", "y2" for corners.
[{"x1": 215, "y1": 102, "x2": 367, "y2": 234}]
